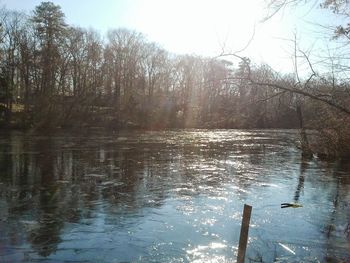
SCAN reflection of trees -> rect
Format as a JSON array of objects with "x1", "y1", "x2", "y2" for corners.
[
  {"x1": 1, "y1": 133, "x2": 195, "y2": 258},
  {"x1": 322, "y1": 160, "x2": 350, "y2": 261},
  {"x1": 0, "y1": 133, "x2": 13, "y2": 183},
  {"x1": 27, "y1": 137, "x2": 64, "y2": 257},
  {"x1": 291, "y1": 158, "x2": 350, "y2": 261},
  {"x1": 1, "y1": 135, "x2": 75, "y2": 257},
  {"x1": 3, "y1": 131, "x2": 337, "y2": 260},
  {"x1": 101, "y1": 144, "x2": 171, "y2": 216},
  {"x1": 293, "y1": 160, "x2": 307, "y2": 203}
]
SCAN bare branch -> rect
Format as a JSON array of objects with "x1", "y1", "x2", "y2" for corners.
[
  {"x1": 299, "y1": 49, "x2": 317, "y2": 86},
  {"x1": 215, "y1": 53, "x2": 350, "y2": 115}
]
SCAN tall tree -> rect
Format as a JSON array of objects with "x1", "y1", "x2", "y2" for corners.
[{"x1": 30, "y1": 1, "x2": 67, "y2": 127}]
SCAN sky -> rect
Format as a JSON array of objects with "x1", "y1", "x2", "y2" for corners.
[{"x1": 1, "y1": 0, "x2": 345, "y2": 74}]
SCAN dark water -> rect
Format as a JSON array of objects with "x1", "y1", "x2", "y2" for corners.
[{"x1": 0, "y1": 130, "x2": 349, "y2": 262}]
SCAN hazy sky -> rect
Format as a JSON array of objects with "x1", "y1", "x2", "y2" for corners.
[{"x1": 1, "y1": 0, "x2": 343, "y2": 73}]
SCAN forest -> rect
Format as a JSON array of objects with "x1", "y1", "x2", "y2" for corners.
[{"x1": 0, "y1": 1, "x2": 349, "y2": 158}]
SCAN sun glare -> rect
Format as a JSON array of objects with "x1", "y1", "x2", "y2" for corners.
[
  {"x1": 124, "y1": 0, "x2": 295, "y2": 71},
  {"x1": 130, "y1": 0, "x2": 262, "y2": 55}
]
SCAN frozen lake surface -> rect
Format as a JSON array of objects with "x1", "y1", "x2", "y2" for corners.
[{"x1": 0, "y1": 129, "x2": 349, "y2": 262}]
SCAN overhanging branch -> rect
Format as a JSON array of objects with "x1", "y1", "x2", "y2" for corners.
[{"x1": 216, "y1": 52, "x2": 350, "y2": 116}]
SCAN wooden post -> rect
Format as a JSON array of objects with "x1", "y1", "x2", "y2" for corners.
[{"x1": 237, "y1": 204, "x2": 252, "y2": 263}]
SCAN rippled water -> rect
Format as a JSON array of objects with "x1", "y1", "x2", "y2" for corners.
[{"x1": 0, "y1": 129, "x2": 349, "y2": 262}]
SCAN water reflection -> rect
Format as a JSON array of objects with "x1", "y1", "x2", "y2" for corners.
[
  {"x1": 293, "y1": 161, "x2": 307, "y2": 203},
  {"x1": 0, "y1": 130, "x2": 349, "y2": 262}
]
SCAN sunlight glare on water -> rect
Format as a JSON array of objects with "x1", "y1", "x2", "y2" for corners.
[{"x1": 0, "y1": 129, "x2": 349, "y2": 262}]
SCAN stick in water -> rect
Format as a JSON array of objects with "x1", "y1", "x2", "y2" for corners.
[{"x1": 237, "y1": 204, "x2": 252, "y2": 263}]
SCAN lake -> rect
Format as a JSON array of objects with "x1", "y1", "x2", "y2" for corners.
[{"x1": 0, "y1": 130, "x2": 349, "y2": 262}]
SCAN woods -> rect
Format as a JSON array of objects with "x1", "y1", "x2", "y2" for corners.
[
  {"x1": 0, "y1": 2, "x2": 349, "y2": 158},
  {"x1": 0, "y1": 2, "x2": 349, "y2": 262}
]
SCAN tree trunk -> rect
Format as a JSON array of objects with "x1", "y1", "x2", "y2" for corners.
[{"x1": 297, "y1": 104, "x2": 312, "y2": 158}]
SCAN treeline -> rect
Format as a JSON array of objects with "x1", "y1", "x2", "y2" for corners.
[
  {"x1": 0, "y1": 2, "x2": 349, "y2": 142},
  {"x1": 0, "y1": 2, "x2": 301, "y2": 129}
]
